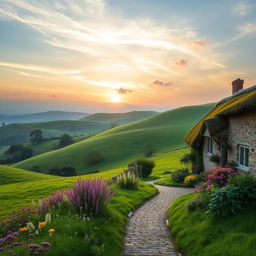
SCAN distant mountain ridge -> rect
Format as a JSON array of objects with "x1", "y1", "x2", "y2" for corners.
[{"x1": 0, "y1": 111, "x2": 90, "y2": 124}]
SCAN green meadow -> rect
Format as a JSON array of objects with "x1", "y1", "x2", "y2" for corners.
[
  {"x1": 0, "y1": 148, "x2": 187, "y2": 220},
  {"x1": 14, "y1": 103, "x2": 213, "y2": 174}
]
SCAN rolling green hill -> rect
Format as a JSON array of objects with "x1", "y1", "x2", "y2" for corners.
[
  {"x1": 81, "y1": 111, "x2": 157, "y2": 125},
  {"x1": 14, "y1": 103, "x2": 215, "y2": 174},
  {"x1": 0, "y1": 111, "x2": 157, "y2": 146},
  {"x1": 0, "y1": 165, "x2": 53, "y2": 185},
  {"x1": 0, "y1": 134, "x2": 92, "y2": 161}
]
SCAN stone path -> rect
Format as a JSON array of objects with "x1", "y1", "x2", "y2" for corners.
[{"x1": 123, "y1": 184, "x2": 192, "y2": 256}]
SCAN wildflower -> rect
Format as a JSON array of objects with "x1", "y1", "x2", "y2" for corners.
[
  {"x1": 19, "y1": 227, "x2": 28, "y2": 232},
  {"x1": 0, "y1": 248, "x2": 4, "y2": 251},
  {"x1": 39, "y1": 222, "x2": 47, "y2": 228},
  {"x1": 28, "y1": 244, "x2": 40, "y2": 250},
  {"x1": 41, "y1": 242, "x2": 51, "y2": 247},
  {"x1": 45, "y1": 213, "x2": 51, "y2": 223},
  {"x1": 27, "y1": 222, "x2": 35, "y2": 231},
  {"x1": 48, "y1": 229, "x2": 55, "y2": 233}
]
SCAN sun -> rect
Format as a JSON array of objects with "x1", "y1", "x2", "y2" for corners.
[{"x1": 111, "y1": 94, "x2": 121, "y2": 103}]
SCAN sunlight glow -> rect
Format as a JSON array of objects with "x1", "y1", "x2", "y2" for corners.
[{"x1": 111, "y1": 94, "x2": 121, "y2": 103}]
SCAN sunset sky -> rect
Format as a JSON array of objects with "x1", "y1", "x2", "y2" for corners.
[{"x1": 0, "y1": 0, "x2": 256, "y2": 114}]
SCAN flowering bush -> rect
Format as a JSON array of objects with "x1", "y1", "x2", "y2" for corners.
[
  {"x1": 184, "y1": 175, "x2": 197, "y2": 186},
  {"x1": 206, "y1": 167, "x2": 239, "y2": 187},
  {"x1": 67, "y1": 178, "x2": 113, "y2": 215}
]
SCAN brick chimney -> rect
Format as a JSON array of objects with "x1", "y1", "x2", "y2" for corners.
[{"x1": 232, "y1": 78, "x2": 244, "y2": 94}]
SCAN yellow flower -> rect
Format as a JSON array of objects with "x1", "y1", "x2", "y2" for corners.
[
  {"x1": 48, "y1": 229, "x2": 55, "y2": 233},
  {"x1": 39, "y1": 222, "x2": 47, "y2": 228},
  {"x1": 185, "y1": 175, "x2": 197, "y2": 184},
  {"x1": 19, "y1": 227, "x2": 28, "y2": 232}
]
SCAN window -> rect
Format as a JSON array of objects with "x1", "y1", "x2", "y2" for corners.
[
  {"x1": 206, "y1": 137, "x2": 213, "y2": 155},
  {"x1": 238, "y1": 145, "x2": 249, "y2": 171}
]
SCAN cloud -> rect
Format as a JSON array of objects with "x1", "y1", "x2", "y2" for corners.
[
  {"x1": 152, "y1": 80, "x2": 172, "y2": 87},
  {"x1": 116, "y1": 87, "x2": 133, "y2": 94},
  {"x1": 191, "y1": 40, "x2": 207, "y2": 48},
  {"x1": 233, "y1": 1, "x2": 253, "y2": 17},
  {"x1": 176, "y1": 59, "x2": 189, "y2": 66},
  {"x1": 0, "y1": 61, "x2": 82, "y2": 75},
  {"x1": 239, "y1": 22, "x2": 256, "y2": 35}
]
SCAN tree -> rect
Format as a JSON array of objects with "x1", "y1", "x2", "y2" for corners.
[
  {"x1": 144, "y1": 144, "x2": 156, "y2": 157},
  {"x1": 85, "y1": 150, "x2": 105, "y2": 166},
  {"x1": 29, "y1": 129, "x2": 43, "y2": 144},
  {"x1": 4, "y1": 144, "x2": 33, "y2": 163},
  {"x1": 59, "y1": 134, "x2": 74, "y2": 148}
]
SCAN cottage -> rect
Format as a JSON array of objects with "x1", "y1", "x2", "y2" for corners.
[{"x1": 185, "y1": 79, "x2": 256, "y2": 175}]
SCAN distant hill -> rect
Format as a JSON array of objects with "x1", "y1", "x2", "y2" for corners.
[
  {"x1": 81, "y1": 111, "x2": 158, "y2": 125},
  {"x1": 0, "y1": 111, "x2": 89, "y2": 125},
  {"x1": 14, "y1": 103, "x2": 215, "y2": 174},
  {"x1": 0, "y1": 111, "x2": 158, "y2": 146}
]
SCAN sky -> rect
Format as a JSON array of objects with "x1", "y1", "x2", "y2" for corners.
[{"x1": 0, "y1": 0, "x2": 256, "y2": 114}]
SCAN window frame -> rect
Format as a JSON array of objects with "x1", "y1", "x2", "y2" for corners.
[
  {"x1": 238, "y1": 144, "x2": 250, "y2": 171},
  {"x1": 205, "y1": 136, "x2": 214, "y2": 156}
]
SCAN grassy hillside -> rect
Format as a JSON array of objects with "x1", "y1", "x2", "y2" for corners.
[
  {"x1": 0, "y1": 148, "x2": 187, "y2": 220},
  {"x1": 0, "y1": 111, "x2": 156, "y2": 146},
  {"x1": 81, "y1": 111, "x2": 157, "y2": 125},
  {"x1": 14, "y1": 103, "x2": 214, "y2": 174},
  {"x1": 0, "y1": 134, "x2": 92, "y2": 162},
  {"x1": 0, "y1": 165, "x2": 53, "y2": 185}
]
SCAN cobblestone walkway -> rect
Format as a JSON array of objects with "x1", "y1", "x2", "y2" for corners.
[{"x1": 123, "y1": 184, "x2": 192, "y2": 256}]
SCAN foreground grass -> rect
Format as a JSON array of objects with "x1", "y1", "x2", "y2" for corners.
[
  {"x1": 168, "y1": 193, "x2": 256, "y2": 256},
  {"x1": 0, "y1": 166, "x2": 124, "y2": 220},
  {"x1": 2, "y1": 182, "x2": 157, "y2": 256}
]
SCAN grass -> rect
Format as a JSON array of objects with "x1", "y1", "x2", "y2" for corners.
[
  {"x1": 1, "y1": 182, "x2": 157, "y2": 256},
  {"x1": 14, "y1": 104, "x2": 212, "y2": 174},
  {"x1": 0, "y1": 148, "x2": 187, "y2": 220},
  {"x1": 154, "y1": 177, "x2": 191, "y2": 187},
  {"x1": 168, "y1": 193, "x2": 256, "y2": 256}
]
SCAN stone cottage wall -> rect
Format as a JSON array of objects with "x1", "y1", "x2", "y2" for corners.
[{"x1": 227, "y1": 111, "x2": 256, "y2": 176}]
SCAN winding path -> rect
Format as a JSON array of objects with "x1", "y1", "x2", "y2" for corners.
[{"x1": 123, "y1": 184, "x2": 192, "y2": 256}]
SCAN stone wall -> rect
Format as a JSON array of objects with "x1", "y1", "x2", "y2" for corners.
[{"x1": 227, "y1": 111, "x2": 256, "y2": 176}]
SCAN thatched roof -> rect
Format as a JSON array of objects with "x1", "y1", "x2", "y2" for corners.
[{"x1": 185, "y1": 85, "x2": 256, "y2": 147}]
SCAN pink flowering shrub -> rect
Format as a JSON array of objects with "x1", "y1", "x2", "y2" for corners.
[{"x1": 206, "y1": 166, "x2": 239, "y2": 187}]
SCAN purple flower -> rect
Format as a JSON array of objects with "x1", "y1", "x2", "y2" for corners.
[
  {"x1": 0, "y1": 247, "x2": 4, "y2": 251},
  {"x1": 41, "y1": 242, "x2": 51, "y2": 247},
  {"x1": 28, "y1": 243, "x2": 40, "y2": 249}
]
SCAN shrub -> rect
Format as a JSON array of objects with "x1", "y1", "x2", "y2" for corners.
[
  {"x1": 67, "y1": 178, "x2": 113, "y2": 215},
  {"x1": 49, "y1": 166, "x2": 77, "y2": 177},
  {"x1": 129, "y1": 158, "x2": 155, "y2": 178},
  {"x1": 206, "y1": 167, "x2": 239, "y2": 187},
  {"x1": 184, "y1": 175, "x2": 197, "y2": 186},
  {"x1": 85, "y1": 150, "x2": 105, "y2": 166},
  {"x1": 3, "y1": 144, "x2": 33, "y2": 163},
  {"x1": 206, "y1": 185, "x2": 243, "y2": 218},
  {"x1": 116, "y1": 172, "x2": 139, "y2": 189},
  {"x1": 228, "y1": 174, "x2": 256, "y2": 208},
  {"x1": 187, "y1": 194, "x2": 210, "y2": 212},
  {"x1": 225, "y1": 160, "x2": 237, "y2": 169},
  {"x1": 171, "y1": 169, "x2": 189, "y2": 183}
]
